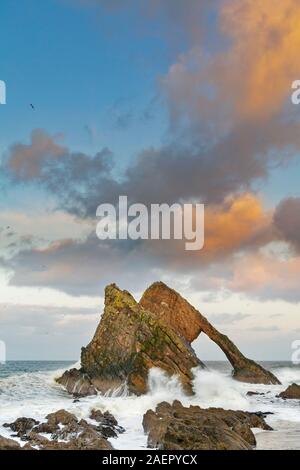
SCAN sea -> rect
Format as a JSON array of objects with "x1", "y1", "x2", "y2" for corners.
[{"x1": 0, "y1": 361, "x2": 300, "y2": 450}]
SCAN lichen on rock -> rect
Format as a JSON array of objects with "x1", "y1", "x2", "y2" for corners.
[
  {"x1": 140, "y1": 282, "x2": 280, "y2": 385},
  {"x1": 57, "y1": 281, "x2": 279, "y2": 397}
]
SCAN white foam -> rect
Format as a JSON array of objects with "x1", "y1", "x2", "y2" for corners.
[
  {"x1": 271, "y1": 366, "x2": 300, "y2": 386},
  {"x1": 191, "y1": 367, "x2": 249, "y2": 410},
  {"x1": 0, "y1": 364, "x2": 300, "y2": 449}
]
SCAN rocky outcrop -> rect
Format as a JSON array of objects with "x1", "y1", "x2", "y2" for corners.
[
  {"x1": 3, "y1": 417, "x2": 40, "y2": 438},
  {"x1": 57, "y1": 281, "x2": 279, "y2": 397},
  {"x1": 1, "y1": 408, "x2": 120, "y2": 450},
  {"x1": 56, "y1": 368, "x2": 97, "y2": 397},
  {"x1": 89, "y1": 409, "x2": 125, "y2": 438},
  {"x1": 246, "y1": 391, "x2": 265, "y2": 396},
  {"x1": 78, "y1": 284, "x2": 203, "y2": 395},
  {"x1": 140, "y1": 282, "x2": 280, "y2": 385},
  {"x1": 142, "y1": 400, "x2": 272, "y2": 450},
  {"x1": 278, "y1": 383, "x2": 300, "y2": 399},
  {"x1": 0, "y1": 436, "x2": 21, "y2": 450}
]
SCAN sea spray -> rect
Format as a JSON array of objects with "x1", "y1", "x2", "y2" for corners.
[
  {"x1": 191, "y1": 367, "x2": 249, "y2": 410},
  {"x1": 271, "y1": 366, "x2": 300, "y2": 386},
  {"x1": 1, "y1": 362, "x2": 300, "y2": 449}
]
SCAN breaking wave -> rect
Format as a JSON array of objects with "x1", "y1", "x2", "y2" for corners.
[{"x1": 0, "y1": 362, "x2": 299, "y2": 449}]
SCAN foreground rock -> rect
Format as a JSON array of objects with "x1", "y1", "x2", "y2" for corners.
[
  {"x1": 2, "y1": 408, "x2": 121, "y2": 450},
  {"x1": 143, "y1": 400, "x2": 272, "y2": 450},
  {"x1": 0, "y1": 436, "x2": 21, "y2": 450},
  {"x1": 56, "y1": 368, "x2": 97, "y2": 397},
  {"x1": 140, "y1": 282, "x2": 280, "y2": 385},
  {"x1": 3, "y1": 417, "x2": 39, "y2": 438},
  {"x1": 89, "y1": 409, "x2": 125, "y2": 438},
  {"x1": 278, "y1": 383, "x2": 300, "y2": 399},
  {"x1": 246, "y1": 391, "x2": 265, "y2": 396},
  {"x1": 67, "y1": 284, "x2": 203, "y2": 395}
]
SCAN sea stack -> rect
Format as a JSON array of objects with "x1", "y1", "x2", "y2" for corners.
[
  {"x1": 140, "y1": 282, "x2": 280, "y2": 385},
  {"x1": 58, "y1": 283, "x2": 203, "y2": 395},
  {"x1": 57, "y1": 281, "x2": 280, "y2": 396}
]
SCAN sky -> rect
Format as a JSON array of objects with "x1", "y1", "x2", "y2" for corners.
[{"x1": 0, "y1": 0, "x2": 300, "y2": 361}]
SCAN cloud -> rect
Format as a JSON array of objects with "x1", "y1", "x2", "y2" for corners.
[
  {"x1": 198, "y1": 193, "x2": 272, "y2": 259},
  {"x1": 2, "y1": 192, "x2": 275, "y2": 295},
  {"x1": 0, "y1": 304, "x2": 100, "y2": 360},
  {"x1": 247, "y1": 326, "x2": 280, "y2": 333},
  {"x1": 207, "y1": 312, "x2": 250, "y2": 325},
  {"x1": 4, "y1": 129, "x2": 119, "y2": 218},
  {"x1": 2, "y1": 234, "x2": 161, "y2": 295},
  {"x1": 4, "y1": 2, "x2": 300, "y2": 217},
  {"x1": 219, "y1": 0, "x2": 300, "y2": 120},
  {"x1": 6, "y1": 129, "x2": 66, "y2": 180},
  {"x1": 164, "y1": 0, "x2": 300, "y2": 124},
  {"x1": 273, "y1": 197, "x2": 300, "y2": 253},
  {"x1": 3, "y1": 1, "x2": 300, "y2": 304},
  {"x1": 227, "y1": 252, "x2": 300, "y2": 301}
]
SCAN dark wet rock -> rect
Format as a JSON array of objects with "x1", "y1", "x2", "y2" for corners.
[
  {"x1": 46, "y1": 409, "x2": 78, "y2": 426},
  {"x1": 246, "y1": 391, "x2": 265, "y2": 396},
  {"x1": 1, "y1": 407, "x2": 120, "y2": 451},
  {"x1": 89, "y1": 409, "x2": 125, "y2": 438},
  {"x1": 0, "y1": 435, "x2": 21, "y2": 450},
  {"x1": 90, "y1": 409, "x2": 118, "y2": 426},
  {"x1": 278, "y1": 383, "x2": 300, "y2": 399},
  {"x1": 40, "y1": 428, "x2": 113, "y2": 450},
  {"x1": 56, "y1": 368, "x2": 97, "y2": 397},
  {"x1": 143, "y1": 400, "x2": 272, "y2": 450},
  {"x1": 254, "y1": 411, "x2": 274, "y2": 417},
  {"x1": 22, "y1": 442, "x2": 37, "y2": 450},
  {"x1": 28, "y1": 420, "x2": 113, "y2": 450},
  {"x1": 32, "y1": 422, "x2": 59, "y2": 434},
  {"x1": 3, "y1": 417, "x2": 39, "y2": 437},
  {"x1": 27, "y1": 431, "x2": 50, "y2": 446}
]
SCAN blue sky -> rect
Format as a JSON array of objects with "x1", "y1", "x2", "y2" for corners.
[
  {"x1": 0, "y1": 0, "x2": 300, "y2": 360},
  {"x1": 0, "y1": 0, "x2": 170, "y2": 163},
  {"x1": 1, "y1": 0, "x2": 299, "y2": 203}
]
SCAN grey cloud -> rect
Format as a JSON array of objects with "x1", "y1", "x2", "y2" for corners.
[
  {"x1": 0, "y1": 304, "x2": 100, "y2": 360},
  {"x1": 6, "y1": 115, "x2": 300, "y2": 221},
  {"x1": 4, "y1": 130, "x2": 120, "y2": 218},
  {"x1": 273, "y1": 197, "x2": 300, "y2": 253},
  {"x1": 207, "y1": 312, "x2": 251, "y2": 325},
  {"x1": 2, "y1": 233, "x2": 163, "y2": 295},
  {"x1": 247, "y1": 326, "x2": 280, "y2": 332},
  {"x1": 6, "y1": 129, "x2": 66, "y2": 180}
]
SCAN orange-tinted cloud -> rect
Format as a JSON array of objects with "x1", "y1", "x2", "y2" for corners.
[
  {"x1": 7, "y1": 129, "x2": 66, "y2": 180},
  {"x1": 164, "y1": 0, "x2": 300, "y2": 126},
  {"x1": 228, "y1": 252, "x2": 300, "y2": 300},
  {"x1": 219, "y1": 0, "x2": 300, "y2": 120},
  {"x1": 142, "y1": 192, "x2": 273, "y2": 267},
  {"x1": 203, "y1": 193, "x2": 272, "y2": 260}
]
